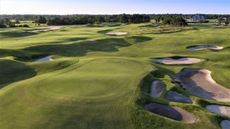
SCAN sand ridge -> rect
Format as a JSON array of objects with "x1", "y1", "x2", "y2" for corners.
[
  {"x1": 165, "y1": 91, "x2": 192, "y2": 103},
  {"x1": 145, "y1": 103, "x2": 197, "y2": 123},
  {"x1": 187, "y1": 45, "x2": 224, "y2": 51},
  {"x1": 206, "y1": 105, "x2": 230, "y2": 117},
  {"x1": 150, "y1": 80, "x2": 166, "y2": 97},
  {"x1": 173, "y1": 68, "x2": 230, "y2": 102}
]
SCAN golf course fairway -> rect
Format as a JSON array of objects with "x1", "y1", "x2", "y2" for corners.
[{"x1": 0, "y1": 23, "x2": 230, "y2": 129}]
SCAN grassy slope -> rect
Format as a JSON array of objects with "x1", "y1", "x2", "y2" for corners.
[{"x1": 0, "y1": 23, "x2": 230, "y2": 129}]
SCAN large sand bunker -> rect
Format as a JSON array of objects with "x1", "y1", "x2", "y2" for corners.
[
  {"x1": 34, "y1": 56, "x2": 53, "y2": 62},
  {"x1": 206, "y1": 105, "x2": 230, "y2": 117},
  {"x1": 174, "y1": 68, "x2": 230, "y2": 102},
  {"x1": 106, "y1": 32, "x2": 128, "y2": 36},
  {"x1": 165, "y1": 91, "x2": 192, "y2": 103},
  {"x1": 145, "y1": 103, "x2": 197, "y2": 123},
  {"x1": 150, "y1": 80, "x2": 166, "y2": 97},
  {"x1": 187, "y1": 45, "x2": 224, "y2": 51},
  {"x1": 29, "y1": 26, "x2": 63, "y2": 33},
  {"x1": 153, "y1": 57, "x2": 201, "y2": 65},
  {"x1": 221, "y1": 120, "x2": 230, "y2": 129}
]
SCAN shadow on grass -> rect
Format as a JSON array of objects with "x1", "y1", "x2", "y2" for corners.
[
  {"x1": 43, "y1": 37, "x2": 88, "y2": 45},
  {"x1": 97, "y1": 29, "x2": 114, "y2": 34},
  {"x1": 0, "y1": 59, "x2": 36, "y2": 88},
  {"x1": 0, "y1": 38, "x2": 131, "y2": 61},
  {"x1": 125, "y1": 36, "x2": 153, "y2": 43},
  {"x1": 23, "y1": 38, "x2": 131, "y2": 57},
  {"x1": 0, "y1": 31, "x2": 37, "y2": 38},
  {"x1": 0, "y1": 49, "x2": 50, "y2": 62}
]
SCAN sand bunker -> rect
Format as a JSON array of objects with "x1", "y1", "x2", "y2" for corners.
[
  {"x1": 153, "y1": 57, "x2": 201, "y2": 65},
  {"x1": 150, "y1": 81, "x2": 166, "y2": 97},
  {"x1": 47, "y1": 26, "x2": 63, "y2": 30},
  {"x1": 29, "y1": 26, "x2": 63, "y2": 33},
  {"x1": 187, "y1": 45, "x2": 224, "y2": 51},
  {"x1": 29, "y1": 29, "x2": 49, "y2": 33},
  {"x1": 145, "y1": 103, "x2": 197, "y2": 123},
  {"x1": 206, "y1": 105, "x2": 230, "y2": 117},
  {"x1": 174, "y1": 68, "x2": 230, "y2": 102},
  {"x1": 106, "y1": 32, "x2": 128, "y2": 36},
  {"x1": 34, "y1": 56, "x2": 53, "y2": 62},
  {"x1": 221, "y1": 120, "x2": 230, "y2": 129},
  {"x1": 165, "y1": 91, "x2": 192, "y2": 103}
]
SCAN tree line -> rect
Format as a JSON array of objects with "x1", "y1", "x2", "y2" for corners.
[
  {"x1": 0, "y1": 14, "x2": 229, "y2": 28},
  {"x1": 44, "y1": 14, "x2": 151, "y2": 25}
]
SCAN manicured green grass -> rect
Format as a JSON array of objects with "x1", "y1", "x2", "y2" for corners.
[{"x1": 0, "y1": 23, "x2": 230, "y2": 129}]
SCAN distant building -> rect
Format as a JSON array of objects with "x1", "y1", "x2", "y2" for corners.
[{"x1": 192, "y1": 15, "x2": 206, "y2": 22}]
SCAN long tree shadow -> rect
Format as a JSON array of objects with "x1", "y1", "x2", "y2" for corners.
[
  {"x1": 125, "y1": 36, "x2": 153, "y2": 43},
  {"x1": 0, "y1": 59, "x2": 36, "y2": 89},
  {"x1": 23, "y1": 38, "x2": 131, "y2": 57},
  {"x1": 0, "y1": 38, "x2": 131, "y2": 61},
  {"x1": 97, "y1": 29, "x2": 114, "y2": 34},
  {"x1": 0, "y1": 31, "x2": 38, "y2": 38},
  {"x1": 38, "y1": 37, "x2": 88, "y2": 45}
]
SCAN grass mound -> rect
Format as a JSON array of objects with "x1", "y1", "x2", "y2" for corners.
[{"x1": 0, "y1": 60, "x2": 36, "y2": 88}]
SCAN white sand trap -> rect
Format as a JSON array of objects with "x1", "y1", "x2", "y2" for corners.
[
  {"x1": 34, "y1": 56, "x2": 53, "y2": 62},
  {"x1": 221, "y1": 120, "x2": 230, "y2": 129},
  {"x1": 187, "y1": 45, "x2": 224, "y2": 51},
  {"x1": 29, "y1": 26, "x2": 63, "y2": 33},
  {"x1": 145, "y1": 103, "x2": 197, "y2": 123},
  {"x1": 206, "y1": 105, "x2": 230, "y2": 117},
  {"x1": 174, "y1": 68, "x2": 230, "y2": 102},
  {"x1": 106, "y1": 32, "x2": 128, "y2": 36},
  {"x1": 153, "y1": 57, "x2": 201, "y2": 65},
  {"x1": 150, "y1": 80, "x2": 166, "y2": 97},
  {"x1": 47, "y1": 26, "x2": 63, "y2": 30}
]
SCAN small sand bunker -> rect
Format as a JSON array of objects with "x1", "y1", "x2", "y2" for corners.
[
  {"x1": 221, "y1": 120, "x2": 230, "y2": 129},
  {"x1": 150, "y1": 80, "x2": 166, "y2": 97},
  {"x1": 187, "y1": 45, "x2": 224, "y2": 51},
  {"x1": 206, "y1": 105, "x2": 230, "y2": 117},
  {"x1": 47, "y1": 26, "x2": 63, "y2": 31},
  {"x1": 34, "y1": 56, "x2": 53, "y2": 62},
  {"x1": 106, "y1": 32, "x2": 128, "y2": 36},
  {"x1": 165, "y1": 91, "x2": 192, "y2": 103},
  {"x1": 153, "y1": 57, "x2": 201, "y2": 65},
  {"x1": 145, "y1": 103, "x2": 197, "y2": 123},
  {"x1": 174, "y1": 68, "x2": 230, "y2": 102}
]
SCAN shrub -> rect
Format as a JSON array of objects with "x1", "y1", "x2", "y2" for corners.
[{"x1": 0, "y1": 24, "x2": 7, "y2": 28}]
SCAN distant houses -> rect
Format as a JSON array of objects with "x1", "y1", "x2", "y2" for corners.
[
  {"x1": 191, "y1": 15, "x2": 206, "y2": 23},
  {"x1": 218, "y1": 17, "x2": 230, "y2": 26}
]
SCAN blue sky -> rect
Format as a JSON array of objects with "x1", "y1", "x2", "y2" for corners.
[{"x1": 0, "y1": 0, "x2": 229, "y2": 14}]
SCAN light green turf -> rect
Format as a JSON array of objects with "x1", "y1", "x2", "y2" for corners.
[{"x1": 0, "y1": 23, "x2": 230, "y2": 129}]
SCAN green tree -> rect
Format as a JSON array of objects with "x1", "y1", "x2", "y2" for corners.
[{"x1": 35, "y1": 16, "x2": 47, "y2": 24}]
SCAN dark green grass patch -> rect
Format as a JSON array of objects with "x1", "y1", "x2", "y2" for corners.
[{"x1": 0, "y1": 60, "x2": 36, "y2": 87}]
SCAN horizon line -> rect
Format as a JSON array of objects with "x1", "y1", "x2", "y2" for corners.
[{"x1": 1, "y1": 13, "x2": 230, "y2": 15}]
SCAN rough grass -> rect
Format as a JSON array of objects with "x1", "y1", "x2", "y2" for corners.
[{"x1": 0, "y1": 23, "x2": 230, "y2": 129}]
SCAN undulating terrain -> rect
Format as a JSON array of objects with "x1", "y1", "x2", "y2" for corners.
[{"x1": 0, "y1": 23, "x2": 230, "y2": 129}]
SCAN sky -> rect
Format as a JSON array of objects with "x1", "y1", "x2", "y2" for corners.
[{"x1": 0, "y1": 0, "x2": 229, "y2": 14}]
